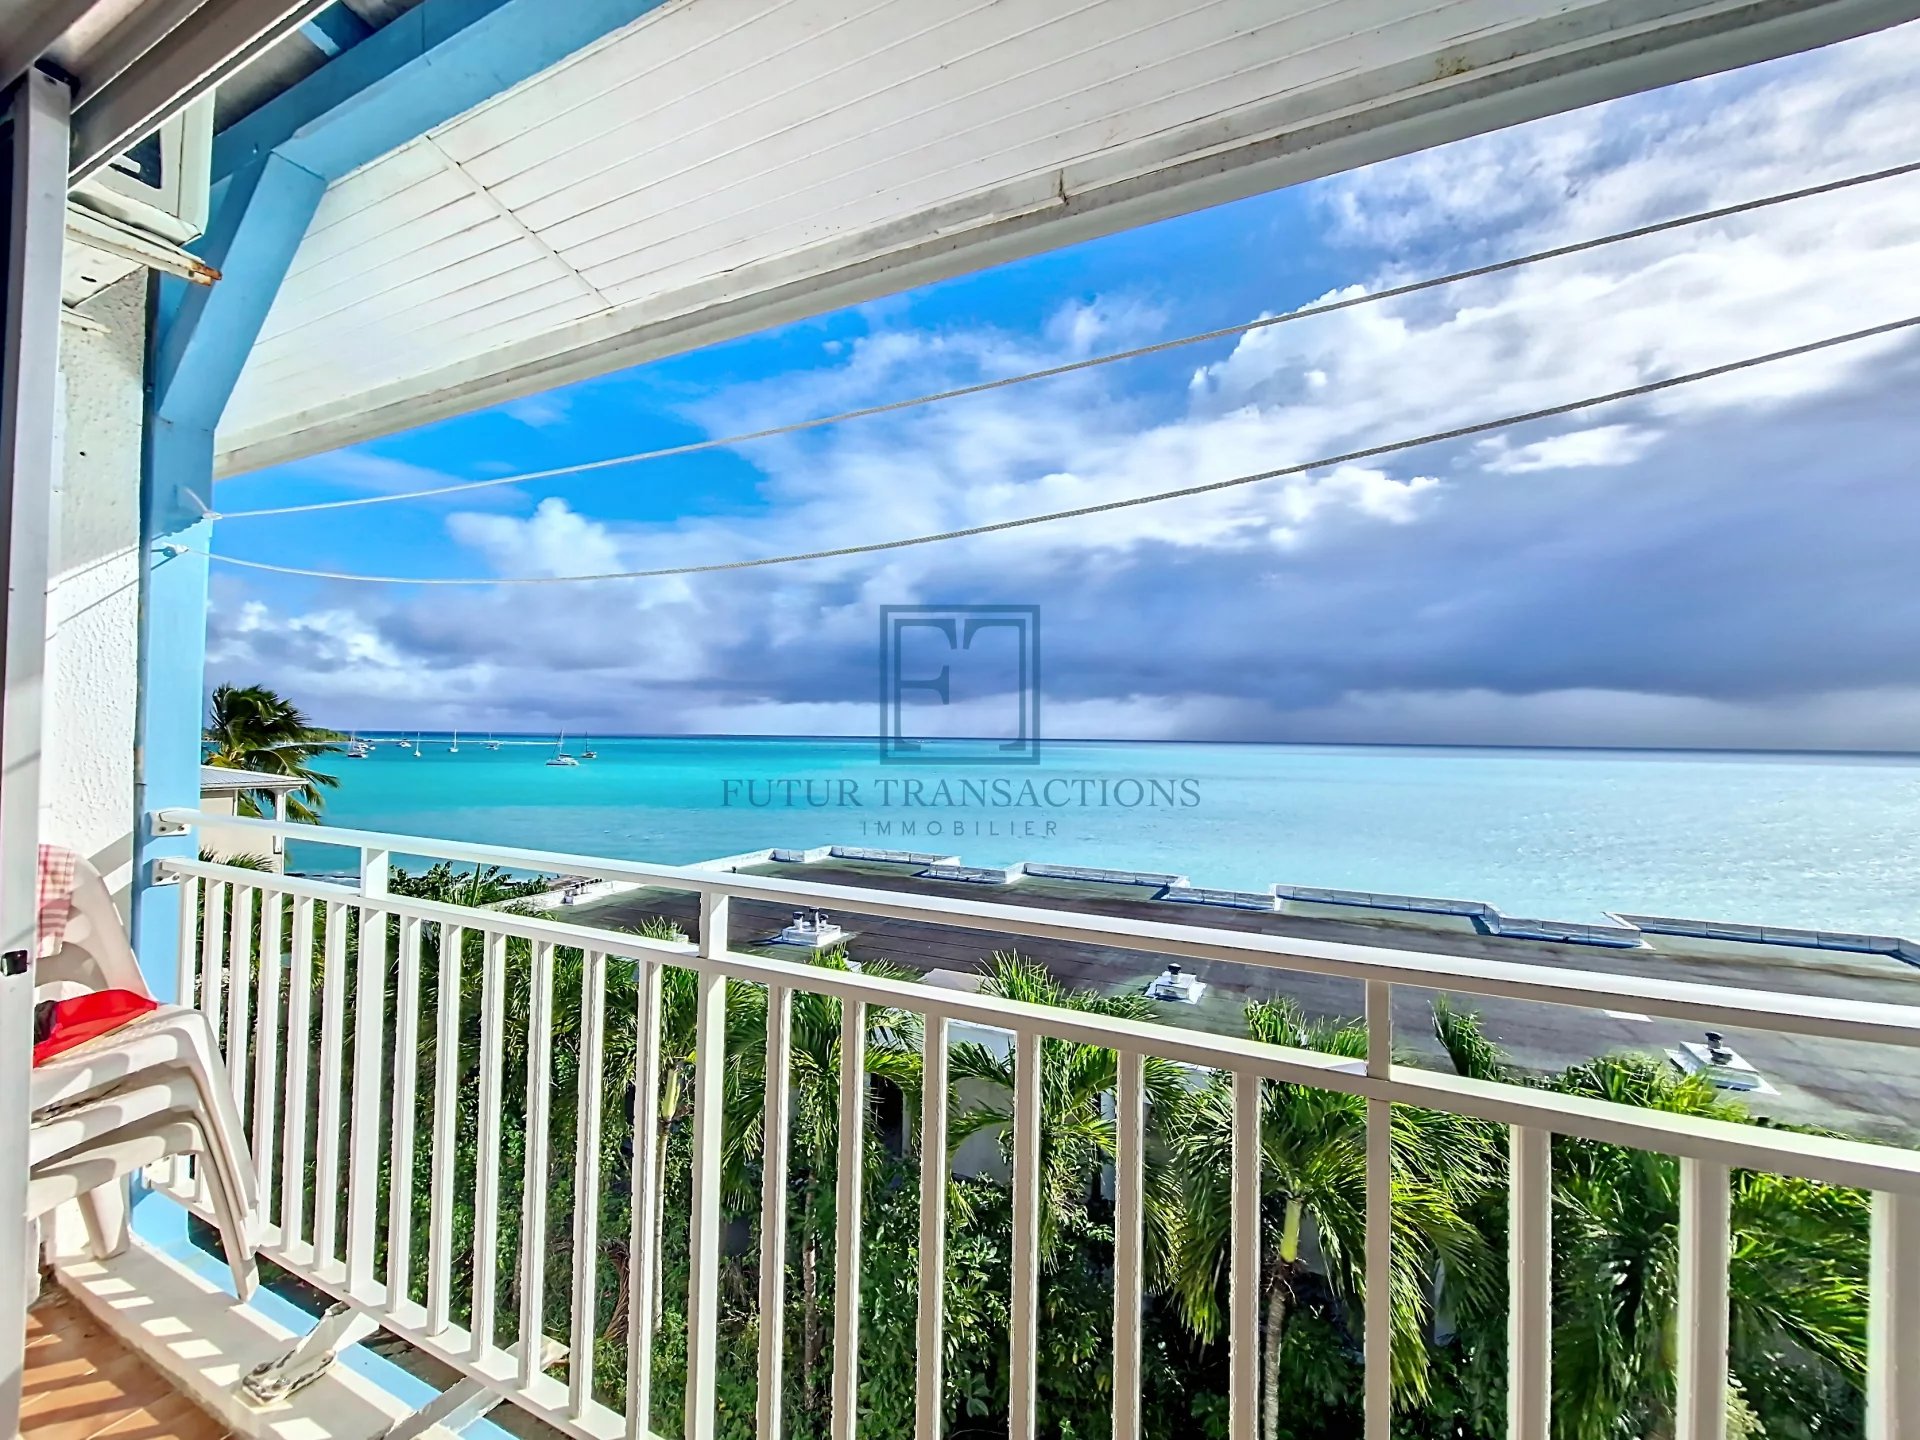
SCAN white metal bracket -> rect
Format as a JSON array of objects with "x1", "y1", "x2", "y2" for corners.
[
  {"x1": 237, "y1": 1301, "x2": 379, "y2": 1407},
  {"x1": 151, "y1": 812, "x2": 192, "y2": 837},
  {"x1": 381, "y1": 1337, "x2": 567, "y2": 1440}
]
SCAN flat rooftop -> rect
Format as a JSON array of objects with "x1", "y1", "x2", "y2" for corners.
[{"x1": 571, "y1": 858, "x2": 1920, "y2": 1145}]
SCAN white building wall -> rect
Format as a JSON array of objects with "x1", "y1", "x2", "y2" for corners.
[{"x1": 47, "y1": 275, "x2": 147, "y2": 913}]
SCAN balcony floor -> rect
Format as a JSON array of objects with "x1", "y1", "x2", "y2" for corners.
[{"x1": 21, "y1": 1288, "x2": 226, "y2": 1440}]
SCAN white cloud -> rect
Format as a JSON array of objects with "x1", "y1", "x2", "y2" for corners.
[
  {"x1": 448, "y1": 497, "x2": 627, "y2": 579},
  {"x1": 502, "y1": 393, "x2": 572, "y2": 428},
  {"x1": 1478, "y1": 425, "x2": 1658, "y2": 473}
]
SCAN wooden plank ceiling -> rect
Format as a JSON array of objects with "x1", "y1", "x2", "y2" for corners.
[{"x1": 213, "y1": 0, "x2": 1920, "y2": 473}]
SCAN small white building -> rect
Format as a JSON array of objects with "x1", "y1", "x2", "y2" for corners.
[{"x1": 195, "y1": 765, "x2": 309, "y2": 873}]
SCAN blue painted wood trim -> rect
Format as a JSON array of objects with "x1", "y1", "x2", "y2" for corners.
[
  {"x1": 154, "y1": 154, "x2": 327, "y2": 429},
  {"x1": 301, "y1": 4, "x2": 375, "y2": 59},
  {"x1": 213, "y1": 0, "x2": 671, "y2": 185},
  {"x1": 129, "y1": 159, "x2": 327, "y2": 995}
]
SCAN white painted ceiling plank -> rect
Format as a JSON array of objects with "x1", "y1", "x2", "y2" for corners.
[
  {"x1": 237, "y1": 284, "x2": 609, "y2": 407},
  {"x1": 458, "y1": 0, "x2": 956, "y2": 209},
  {"x1": 419, "y1": 137, "x2": 611, "y2": 307},
  {"x1": 503, "y1": 0, "x2": 1133, "y2": 235},
  {"x1": 248, "y1": 229, "x2": 553, "y2": 362},
  {"x1": 299, "y1": 140, "x2": 453, "y2": 246},
  {"x1": 286, "y1": 166, "x2": 474, "y2": 283},
  {"x1": 259, "y1": 201, "x2": 518, "y2": 342},
  {"x1": 270, "y1": 188, "x2": 505, "y2": 323},
  {"x1": 415, "y1": 0, "x2": 716, "y2": 148},
  {"x1": 479, "y1": 0, "x2": 1075, "y2": 221},
  {"x1": 596, "y1": 0, "x2": 1563, "y2": 283},
  {"x1": 558, "y1": 0, "x2": 1479, "y2": 287},
  {"x1": 435, "y1": 0, "x2": 864, "y2": 174},
  {"x1": 245, "y1": 251, "x2": 597, "y2": 383}
]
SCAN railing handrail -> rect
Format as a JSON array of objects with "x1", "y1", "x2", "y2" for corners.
[
  {"x1": 165, "y1": 853, "x2": 1920, "y2": 1196},
  {"x1": 158, "y1": 809, "x2": 1920, "y2": 1050}
]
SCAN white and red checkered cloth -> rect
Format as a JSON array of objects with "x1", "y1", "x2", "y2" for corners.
[{"x1": 37, "y1": 843, "x2": 77, "y2": 958}]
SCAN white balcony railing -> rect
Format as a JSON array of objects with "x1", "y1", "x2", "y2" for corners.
[{"x1": 149, "y1": 809, "x2": 1920, "y2": 1440}]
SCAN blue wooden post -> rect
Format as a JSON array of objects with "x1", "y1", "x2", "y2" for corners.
[{"x1": 131, "y1": 155, "x2": 327, "y2": 998}]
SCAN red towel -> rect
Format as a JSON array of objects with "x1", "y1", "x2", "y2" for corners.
[{"x1": 33, "y1": 989, "x2": 159, "y2": 1066}]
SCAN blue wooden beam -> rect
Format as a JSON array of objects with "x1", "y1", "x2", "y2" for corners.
[
  {"x1": 130, "y1": 154, "x2": 327, "y2": 996},
  {"x1": 213, "y1": 0, "x2": 671, "y2": 185},
  {"x1": 301, "y1": 4, "x2": 376, "y2": 60},
  {"x1": 154, "y1": 154, "x2": 327, "y2": 431}
]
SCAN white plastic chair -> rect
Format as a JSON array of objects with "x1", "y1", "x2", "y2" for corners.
[{"x1": 30, "y1": 855, "x2": 262, "y2": 1297}]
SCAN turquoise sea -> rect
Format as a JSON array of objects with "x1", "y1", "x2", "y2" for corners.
[{"x1": 291, "y1": 737, "x2": 1920, "y2": 936}]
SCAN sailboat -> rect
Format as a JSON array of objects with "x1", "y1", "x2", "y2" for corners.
[
  {"x1": 579, "y1": 733, "x2": 597, "y2": 759},
  {"x1": 413, "y1": 732, "x2": 424, "y2": 758},
  {"x1": 346, "y1": 730, "x2": 370, "y2": 759},
  {"x1": 546, "y1": 731, "x2": 579, "y2": 767},
  {"x1": 449, "y1": 728, "x2": 460, "y2": 754},
  {"x1": 485, "y1": 731, "x2": 501, "y2": 751}
]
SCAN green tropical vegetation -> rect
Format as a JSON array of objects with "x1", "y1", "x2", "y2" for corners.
[
  {"x1": 202, "y1": 885, "x2": 1873, "y2": 1440},
  {"x1": 202, "y1": 682, "x2": 345, "y2": 822}
]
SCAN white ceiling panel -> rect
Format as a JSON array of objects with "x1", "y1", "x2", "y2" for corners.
[
  {"x1": 214, "y1": 0, "x2": 1920, "y2": 474},
  {"x1": 245, "y1": 232, "x2": 573, "y2": 378}
]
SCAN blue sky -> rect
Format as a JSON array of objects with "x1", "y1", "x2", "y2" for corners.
[{"x1": 206, "y1": 20, "x2": 1920, "y2": 749}]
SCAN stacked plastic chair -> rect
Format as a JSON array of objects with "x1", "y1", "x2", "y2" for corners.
[{"x1": 28, "y1": 847, "x2": 260, "y2": 1297}]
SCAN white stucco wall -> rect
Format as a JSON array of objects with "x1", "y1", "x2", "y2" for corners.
[{"x1": 47, "y1": 275, "x2": 146, "y2": 913}]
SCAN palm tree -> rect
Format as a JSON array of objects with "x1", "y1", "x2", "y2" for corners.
[
  {"x1": 203, "y1": 683, "x2": 345, "y2": 822},
  {"x1": 948, "y1": 951, "x2": 1191, "y2": 1266},
  {"x1": 1169, "y1": 999, "x2": 1501, "y2": 1440},
  {"x1": 1431, "y1": 1000, "x2": 1871, "y2": 1440}
]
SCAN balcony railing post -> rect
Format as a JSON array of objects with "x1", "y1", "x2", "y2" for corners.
[
  {"x1": 226, "y1": 884, "x2": 256, "y2": 1113},
  {"x1": 1868, "y1": 1190, "x2": 1920, "y2": 1440},
  {"x1": 1113, "y1": 1050, "x2": 1145, "y2": 1440},
  {"x1": 627, "y1": 952, "x2": 665, "y2": 1440},
  {"x1": 1508, "y1": 1127, "x2": 1552, "y2": 1440},
  {"x1": 174, "y1": 874, "x2": 200, "y2": 1030},
  {"x1": 1230, "y1": 1067, "x2": 1261, "y2": 1440},
  {"x1": 516, "y1": 940, "x2": 557, "y2": 1388},
  {"x1": 918, "y1": 1016, "x2": 951, "y2": 1440},
  {"x1": 386, "y1": 915, "x2": 424, "y2": 1307},
  {"x1": 200, "y1": 880, "x2": 227, "y2": 1050},
  {"x1": 1676, "y1": 1158, "x2": 1731, "y2": 1440},
  {"x1": 569, "y1": 949, "x2": 608, "y2": 1420},
  {"x1": 686, "y1": 893, "x2": 730, "y2": 1440},
  {"x1": 347, "y1": 847, "x2": 391, "y2": 1291},
  {"x1": 313, "y1": 900, "x2": 348, "y2": 1272},
  {"x1": 253, "y1": 891, "x2": 285, "y2": 1212},
  {"x1": 1011, "y1": 1029, "x2": 1043, "y2": 1440},
  {"x1": 280, "y1": 895, "x2": 315, "y2": 1246},
  {"x1": 425, "y1": 924, "x2": 464, "y2": 1336},
  {"x1": 471, "y1": 930, "x2": 508, "y2": 1356},
  {"x1": 759, "y1": 982, "x2": 794, "y2": 1440},
  {"x1": 1364, "y1": 981, "x2": 1393, "y2": 1440},
  {"x1": 832, "y1": 993, "x2": 868, "y2": 1440}
]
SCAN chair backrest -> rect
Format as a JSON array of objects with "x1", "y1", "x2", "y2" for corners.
[{"x1": 36, "y1": 856, "x2": 150, "y2": 999}]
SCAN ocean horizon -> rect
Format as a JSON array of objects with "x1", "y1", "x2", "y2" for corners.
[{"x1": 288, "y1": 736, "x2": 1920, "y2": 937}]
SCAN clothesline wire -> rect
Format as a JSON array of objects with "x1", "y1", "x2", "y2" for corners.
[
  {"x1": 209, "y1": 157, "x2": 1920, "y2": 523},
  {"x1": 196, "y1": 311, "x2": 1920, "y2": 585}
]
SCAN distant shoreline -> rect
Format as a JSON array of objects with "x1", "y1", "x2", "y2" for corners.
[{"x1": 321, "y1": 733, "x2": 1920, "y2": 761}]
